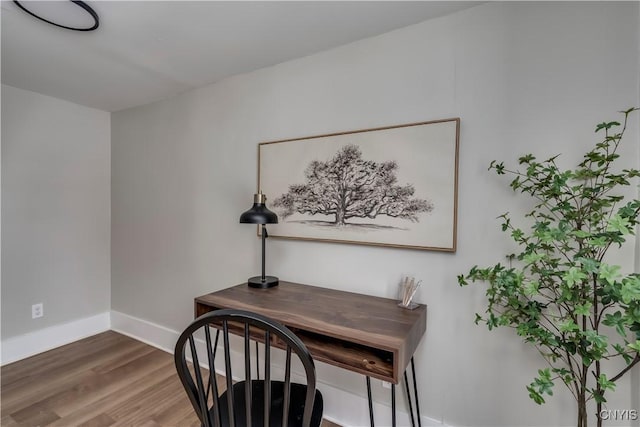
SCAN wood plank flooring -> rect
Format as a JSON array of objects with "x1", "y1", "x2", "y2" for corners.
[{"x1": 1, "y1": 331, "x2": 339, "y2": 427}]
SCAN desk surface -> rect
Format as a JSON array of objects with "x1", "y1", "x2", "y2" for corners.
[{"x1": 195, "y1": 281, "x2": 427, "y2": 384}]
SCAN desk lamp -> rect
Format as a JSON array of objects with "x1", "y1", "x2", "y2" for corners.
[{"x1": 239, "y1": 192, "x2": 279, "y2": 288}]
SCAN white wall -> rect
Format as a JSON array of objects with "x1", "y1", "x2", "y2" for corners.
[
  {"x1": 111, "y1": 3, "x2": 640, "y2": 426},
  {"x1": 1, "y1": 85, "x2": 111, "y2": 342}
]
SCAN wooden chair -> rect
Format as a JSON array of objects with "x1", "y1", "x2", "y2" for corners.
[{"x1": 174, "y1": 309, "x2": 323, "y2": 427}]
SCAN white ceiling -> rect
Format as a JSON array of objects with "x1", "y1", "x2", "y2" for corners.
[{"x1": 1, "y1": 1, "x2": 481, "y2": 112}]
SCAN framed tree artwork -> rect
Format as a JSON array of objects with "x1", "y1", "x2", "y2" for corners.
[{"x1": 258, "y1": 118, "x2": 460, "y2": 251}]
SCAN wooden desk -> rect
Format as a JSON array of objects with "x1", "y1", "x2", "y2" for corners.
[{"x1": 195, "y1": 280, "x2": 426, "y2": 385}]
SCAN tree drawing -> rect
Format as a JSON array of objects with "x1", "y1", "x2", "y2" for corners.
[{"x1": 273, "y1": 144, "x2": 433, "y2": 227}]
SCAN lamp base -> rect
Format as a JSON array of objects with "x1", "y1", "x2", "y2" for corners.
[{"x1": 247, "y1": 276, "x2": 279, "y2": 288}]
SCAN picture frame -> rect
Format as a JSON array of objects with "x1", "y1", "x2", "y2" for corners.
[{"x1": 258, "y1": 118, "x2": 460, "y2": 251}]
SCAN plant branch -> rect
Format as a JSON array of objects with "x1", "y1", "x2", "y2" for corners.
[{"x1": 610, "y1": 354, "x2": 640, "y2": 383}]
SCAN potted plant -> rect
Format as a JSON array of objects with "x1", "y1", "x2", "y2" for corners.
[{"x1": 458, "y1": 108, "x2": 640, "y2": 427}]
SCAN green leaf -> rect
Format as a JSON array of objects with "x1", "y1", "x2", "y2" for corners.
[
  {"x1": 627, "y1": 340, "x2": 640, "y2": 352},
  {"x1": 559, "y1": 320, "x2": 580, "y2": 333},
  {"x1": 524, "y1": 281, "x2": 540, "y2": 297},
  {"x1": 620, "y1": 276, "x2": 640, "y2": 304},
  {"x1": 519, "y1": 154, "x2": 536, "y2": 164},
  {"x1": 576, "y1": 257, "x2": 599, "y2": 274},
  {"x1": 527, "y1": 369, "x2": 554, "y2": 405},
  {"x1": 527, "y1": 385, "x2": 546, "y2": 405},
  {"x1": 510, "y1": 176, "x2": 522, "y2": 191},
  {"x1": 613, "y1": 343, "x2": 633, "y2": 364},
  {"x1": 597, "y1": 374, "x2": 616, "y2": 392},
  {"x1": 584, "y1": 330, "x2": 608, "y2": 351},
  {"x1": 563, "y1": 267, "x2": 587, "y2": 288},
  {"x1": 593, "y1": 390, "x2": 608, "y2": 404},
  {"x1": 523, "y1": 252, "x2": 544, "y2": 265},
  {"x1": 511, "y1": 228, "x2": 525, "y2": 241},
  {"x1": 603, "y1": 312, "x2": 627, "y2": 337},
  {"x1": 588, "y1": 236, "x2": 608, "y2": 247},
  {"x1": 607, "y1": 214, "x2": 632, "y2": 235},
  {"x1": 491, "y1": 161, "x2": 505, "y2": 174},
  {"x1": 501, "y1": 216, "x2": 511, "y2": 232},
  {"x1": 595, "y1": 121, "x2": 620, "y2": 133},
  {"x1": 573, "y1": 230, "x2": 590, "y2": 239},
  {"x1": 599, "y1": 264, "x2": 621, "y2": 285},
  {"x1": 575, "y1": 303, "x2": 592, "y2": 316}
]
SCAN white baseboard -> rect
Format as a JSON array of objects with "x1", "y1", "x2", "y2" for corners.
[
  {"x1": 0, "y1": 311, "x2": 111, "y2": 366},
  {"x1": 110, "y1": 310, "x2": 177, "y2": 354},
  {"x1": 111, "y1": 310, "x2": 448, "y2": 427}
]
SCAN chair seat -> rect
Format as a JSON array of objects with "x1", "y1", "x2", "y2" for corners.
[{"x1": 214, "y1": 380, "x2": 323, "y2": 427}]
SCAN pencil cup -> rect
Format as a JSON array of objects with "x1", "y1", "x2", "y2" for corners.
[{"x1": 397, "y1": 275, "x2": 420, "y2": 310}]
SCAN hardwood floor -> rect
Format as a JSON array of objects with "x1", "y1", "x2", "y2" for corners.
[{"x1": 1, "y1": 331, "x2": 339, "y2": 427}]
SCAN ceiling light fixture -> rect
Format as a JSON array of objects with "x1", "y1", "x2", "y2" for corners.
[{"x1": 13, "y1": 0, "x2": 99, "y2": 32}]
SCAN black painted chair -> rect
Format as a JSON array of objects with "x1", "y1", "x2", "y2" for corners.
[{"x1": 174, "y1": 309, "x2": 323, "y2": 427}]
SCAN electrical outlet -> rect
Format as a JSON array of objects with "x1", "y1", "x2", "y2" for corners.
[
  {"x1": 32, "y1": 303, "x2": 43, "y2": 319},
  {"x1": 381, "y1": 380, "x2": 392, "y2": 389}
]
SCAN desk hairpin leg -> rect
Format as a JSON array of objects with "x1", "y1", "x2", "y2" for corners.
[
  {"x1": 365, "y1": 356, "x2": 422, "y2": 427},
  {"x1": 404, "y1": 371, "x2": 415, "y2": 426},
  {"x1": 364, "y1": 378, "x2": 397, "y2": 427},
  {"x1": 366, "y1": 377, "x2": 375, "y2": 427},
  {"x1": 392, "y1": 384, "x2": 396, "y2": 427},
  {"x1": 403, "y1": 357, "x2": 422, "y2": 427},
  {"x1": 412, "y1": 358, "x2": 422, "y2": 427}
]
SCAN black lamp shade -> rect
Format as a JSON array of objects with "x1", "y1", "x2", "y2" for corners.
[{"x1": 239, "y1": 193, "x2": 278, "y2": 224}]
